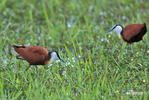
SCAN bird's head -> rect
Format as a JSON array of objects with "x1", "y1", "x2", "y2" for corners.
[
  {"x1": 48, "y1": 51, "x2": 64, "y2": 63},
  {"x1": 106, "y1": 24, "x2": 123, "y2": 38}
]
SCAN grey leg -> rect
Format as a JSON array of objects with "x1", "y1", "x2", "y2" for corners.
[
  {"x1": 33, "y1": 65, "x2": 38, "y2": 79},
  {"x1": 24, "y1": 65, "x2": 31, "y2": 73},
  {"x1": 36, "y1": 65, "x2": 38, "y2": 76},
  {"x1": 24, "y1": 65, "x2": 31, "y2": 81},
  {"x1": 130, "y1": 44, "x2": 133, "y2": 57},
  {"x1": 142, "y1": 40, "x2": 148, "y2": 58}
]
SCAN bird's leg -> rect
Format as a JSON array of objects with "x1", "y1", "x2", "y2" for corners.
[
  {"x1": 33, "y1": 65, "x2": 38, "y2": 79},
  {"x1": 35, "y1": 65, "x2": 38, "y2": 76},
  {"x1": 130, "y1": 44, "x2": 133, "y2": 57},
  {"x1": 24, "y1": 65, "x2": 31, "y2": 73},
  {"x1": 142, "y1": 40, "x2": 148, "y2": 58},
  {"x1": 16, "y1": 55, "x2": 24, "y2": 60},
  {"x1": 24, "y1": 65, "x2": 31, "y2": 81}
]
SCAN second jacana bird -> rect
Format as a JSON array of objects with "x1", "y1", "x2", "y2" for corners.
[
  {"x1": 13, "y1": 45, "x2": 64, "y2": 75},
  {"x1": 106, "y1": 23, "x2": 148, "y2": 58}
]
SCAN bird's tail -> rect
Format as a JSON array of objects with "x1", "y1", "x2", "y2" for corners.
[
  {"x1": 12, "y1": 45, "x2": 25, "y2": 48},
  {"x1": 11, "y1": 45, "x2": 25, "y2": 60},
  {"x1": 143, "y1": 23, "x2": 147, "y2": 33},
  {"x1": 12, "y1": 45, "x2": 26, "y2": 58},
  {"x1": 12, "y1": 45, "x2": 26, "y2": 54}
]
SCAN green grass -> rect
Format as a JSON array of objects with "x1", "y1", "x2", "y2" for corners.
[{"x1": 0, "y1": 0, "x2": 149, "y2": 99}]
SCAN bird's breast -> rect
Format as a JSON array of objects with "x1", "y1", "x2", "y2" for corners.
[
  {"x1": 120, "y1": 35, "x2": 124, "y2": 41},
  {"x1": 44, "y1": 59, "x2": 51, "y2": 65}
]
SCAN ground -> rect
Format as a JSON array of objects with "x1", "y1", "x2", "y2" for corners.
[{"x1": 0, "y1": 0, "x2": 149, "y2": 99}]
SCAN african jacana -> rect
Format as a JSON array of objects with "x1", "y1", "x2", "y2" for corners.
[
  {"x1": 106, "y1": 23, "x2": 148, "y2": 58},
  {"x1": 13, "y1": 45, "x2": 64, "y2": 75}
]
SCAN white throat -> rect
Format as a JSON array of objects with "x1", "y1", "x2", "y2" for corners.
[
  {"x1": 113, "y1": 26, "x2": 122, "y2": 38},
  {"x1": 50, "y1": 52, "x2": 59, "y2": 62}
]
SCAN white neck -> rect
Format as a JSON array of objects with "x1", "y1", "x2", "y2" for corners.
[
  {"x1": 113, "y1": 26, "x2": 122, "y2": 38},
  {"x1": 50, "y1": 58, "x2": 55, "y2": 63},
  {"x1": 50, "y1": 52, "x2": 59, "y2": 62}
]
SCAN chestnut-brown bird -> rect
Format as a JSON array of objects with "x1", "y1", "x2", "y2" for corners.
[
  {"x1": 106, "y1": 23, "x2": 148, "y2": 58},
  {"x1": 13, "y1": 45, "x2": 64, "y2": 74}
]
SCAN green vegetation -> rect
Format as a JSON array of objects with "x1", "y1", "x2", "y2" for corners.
[{"x1": 0, "y1": 0, "x2": 149, "y2": 99}]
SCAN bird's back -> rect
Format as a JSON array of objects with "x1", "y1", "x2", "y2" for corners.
[
  {"x1": 13, "y1": 45, "x2": 49, "y2": 65},
  {"x1": 122, "y1": 23, "x2": 147, "y2": 43}
]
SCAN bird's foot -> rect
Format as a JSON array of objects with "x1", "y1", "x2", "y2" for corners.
[{"x1": 130, "y1": 53, "x2": 133, "y2": 57}]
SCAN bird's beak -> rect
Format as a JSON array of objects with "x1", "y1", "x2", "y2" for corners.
[
  {"x1": 106, "y1": 28, "x2": 113, "y2": 33},
  {"x1": 106, "y1": 25, "x2": 116, "y2": 33},
  {"x1": 59, "y1": 58, "x2": 65, "y2": 63}
]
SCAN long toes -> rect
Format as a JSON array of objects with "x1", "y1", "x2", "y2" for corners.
[{"x1": 130, "y1": 53, "x2": 133, "y2": 57}]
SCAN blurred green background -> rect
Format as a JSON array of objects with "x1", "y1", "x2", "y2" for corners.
[{"x1": 0, "y1": 0, "x2": 149, "y2": 99}]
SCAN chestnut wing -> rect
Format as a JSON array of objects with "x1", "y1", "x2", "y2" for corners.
[
  {"x1": 122, "y1": 24, "x2": 146, "y2": 41},
  {"x1": 16, "y1": 46, "x2": 49, "y2": 65}
]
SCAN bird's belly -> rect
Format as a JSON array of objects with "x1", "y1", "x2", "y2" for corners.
[
  {"x1": 28, "y1": 60, "x2": 45, "y2": 65},
  {"x1": 128, "y1": 36, "x2": 143, "y2": 43}
]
